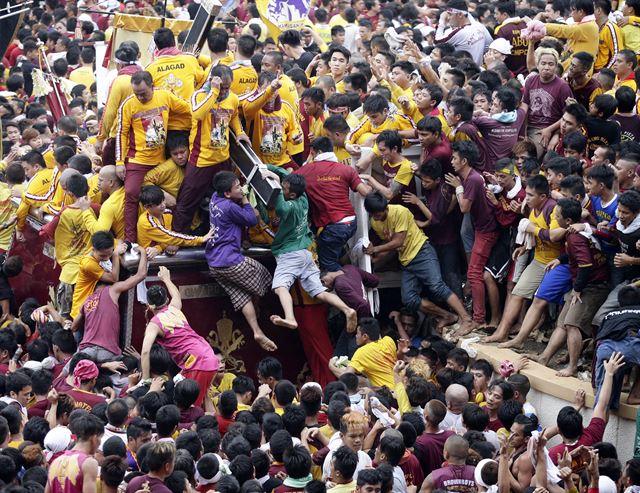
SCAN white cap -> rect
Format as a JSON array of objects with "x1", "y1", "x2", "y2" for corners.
[{"x1": 489, "y1": 38, "x2": 512, "y2": 55}]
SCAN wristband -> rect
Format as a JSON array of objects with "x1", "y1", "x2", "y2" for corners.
[{"x1": 455, "y1": 186, "x2": 464, "y2": 195}]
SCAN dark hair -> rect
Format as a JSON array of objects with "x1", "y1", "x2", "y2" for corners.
[
  {"x1": 207, "y1": 27, "x2": 229, "y2": 53},
  {"x1": 618, "y1": 285, "x2": 640, "y2": 306},
  {"x1": 449, "y1": 97, "x2": 474, "y2": 122},
  {"x1": 462, "y1": 403, "x2": 490, "y2": 431},
  {"x1": 557, "y1": 406, "x2": 584, "y2": 440},
  {"x1": 593, "y1": 94, "x2": 618, "y2": 119},
  {"x1": 262, "y1": 413, "x2": 283, "y2": 442},
  {"x1": 218, "y1": 475, "x2": 241, "y2": 493},
  {"x1": 310, "y1": 137, "x2": 334, "y2": 154},
  {"x1": 363, "y1": 191, "x2": 388, "y2": 213},
  {"x1": 344, "y1": 73, "x2": 368, "y2": 93},
  {"x1": 526, "y1": 174, "x2": 550, "y2": 195},
  {"x1": 417, "y1": 116, "x2": 442, "y2": 134},
  {"x1": 6, "y1": 372, "x2": 31, "y2": 397},
  {"x1": 615, "y1": 85, "x2": 637, "y2": 113},
  {"x1": 106, "y1": 398, "x2": 129, "y2": 428},
  {"x1": 375, "y1": 130, "x2": 402, "y2": 153},
  {"x1": 72, "y1": 413, "x2": 105, "y2": 441},
  {"x1": 470, "y1": 359, "x2": 492, "y2": 379},
  {"x1": 559, "y1": 175, "x2": 586, "y2": 199},
  {"x1": 138, "y1": 391, "x2": 168, "y2": 422},
  {"x1": 447, "y1": 348, "x2": 470, "y2": 370},
  {"x1": 452, "y1": 140, "x2": 479, "y2": 167},
  {"x1": 213, "y1": 171, "x2": 239, "y2": 195},
  {"x1": 256, "y1": 357, "x2": 282, "y2": 381},
  {"x1": 270, "y1": 429, "x2": 293, "y2": 462},
  {"x1": 357, "y1": 468, "x2": 381, "y2": 487},
  {"x1": 324, "y1": 115, "x2": 350, "y2": 134},
  {"x1": 363, "y1": 94, "x2": 388, "y2": 114},
  {"x1": 23, "y1": 416, "x2": 49, "y2": 447},
  {"x1": 251, "y1": 449, "x2": 270, "y2": 478},
  {"x1": 278, "y1": 29, "x2": 301, "y2": 47},
  {"x1": 165, "y1": 470, "x2": 189, "y2": 493},
  {"x1": 230, "y1": 454, "x2": 254, "y2": 486},
  {"x1": 131, "y1": 71, "x2": 153, "y2": 87},
  {"x1": 139, "y1": 185, "x2": 165, "y2": 206},
  {"x1": 174, "y1": 379, "x2": 201, "y2": 410},
  {"x1": 219, "y1": 390, "x2": 238, "y2": 419},
  {"x1": 557, "y1": 197, "x2": 582, "y2": 223},
  {"x1": 156, "y1": 405, "x2": 180, "y2": 437},
  {"x1": 587, "y1": 164, "x2": 615, "y2": 189},
  {"x1": 282, "y1": 405, "x2": 306, "y2": 438},
  {"x1": 357, "y1": 317, "x2": 380, "y2": 340},
  {"x1": 175, "y1": 431, "x2": 202, "y2": 461},
  {"x1": 283, "y1": 445, "x2": 312, "y2": 479},
  {"x1": 103, "y1": 436, "x2": 127, "y2": 458},
  {"x1": 497, "y1": 400, "x2": 524, "y2": 430},
  {"x1": 237, "y1": 35, "x2": 257, "y2": 58},
  {"x1": 379, "y1": 434, "x2": 405, "y2": 467},
  {"x1": 332, "y1": 445, "x2": 358, "y2": 479}
]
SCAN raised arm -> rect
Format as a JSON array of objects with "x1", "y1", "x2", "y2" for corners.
[
  {"x1": 111, "y1": 247, "x2": 149, "y2": 299},
  {"x1": 140, "y1": 322, "x2": 161, "y2": 379},
  {"x1": 157, "y1": 266, "x2": 181, "y2": 310}
]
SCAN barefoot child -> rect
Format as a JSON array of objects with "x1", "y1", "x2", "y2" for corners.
[
  {"x1": 262, "y1": 168, "x2": 357, "y2": 331},
  {"x1": 206, "y1": 171, "x2": 278, "y2": 352}
]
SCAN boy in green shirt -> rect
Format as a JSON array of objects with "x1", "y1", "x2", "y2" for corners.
[{"x1": 263, "y1": 167, "x2": 357, "y2": 332}]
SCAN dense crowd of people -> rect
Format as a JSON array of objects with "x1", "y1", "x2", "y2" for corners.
[{"x1": 0, "y1": 0, "x2": 638, "y2": 491}]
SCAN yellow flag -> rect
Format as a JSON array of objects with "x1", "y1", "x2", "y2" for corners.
[{"x1": 255, "y1": 0, "x2": 312, "y2": 40}]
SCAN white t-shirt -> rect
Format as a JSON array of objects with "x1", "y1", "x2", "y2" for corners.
[{"x1": 439, "y1": 410, "x2": 466, "y2": 434}]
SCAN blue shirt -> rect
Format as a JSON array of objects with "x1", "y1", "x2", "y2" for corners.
[{"x1": 590, "y1": 193, "x2": 619, "y2": 253}]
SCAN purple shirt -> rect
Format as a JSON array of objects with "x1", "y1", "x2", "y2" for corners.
[
  {"x1": 523, "y1": 74, "x2": 573, "y2": 128},
  {"x1": 463, "y1": 169, "x2": 497, "y2": 233},
  {"x1": 206, "y1": 193, "x2": 258, "y2": 268},
  {"x1": 472, "y1": 109, "x2": 527, "y2": 165},
  {"x1": 424, "y1": 183, "x2": 458, "y2": 245}
]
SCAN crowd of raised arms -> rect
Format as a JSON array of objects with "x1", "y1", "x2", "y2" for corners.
[{"x1": 2, "y1": 0, "x2": 640, "y2": 492}]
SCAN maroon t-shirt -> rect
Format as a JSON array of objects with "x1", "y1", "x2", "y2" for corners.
[
  {"x1": 66, "y1": 388, "x2": 107, "y2": 412},
  {"x1": 413, "y1": 430, "x2": 456, "y2": 475},
  {"x1": 422, "y1": 134, "x2": 453, "y2": 175},
  {"x1": 473, "y1": 109, "x2": 527, "y2": 166},
  {"x1": 273, "y1": 486, "x2": 305, "y2": 493},
  {"x1": 294, "y1": 160, "x2": 362, "y2": 227},
  {"x1": 463, "y1": 169, "x2": 497, "y2": 233},
  {"x1": 126, "y1": 475, "x2": 172, "y2": 493},
  {"x1": 27, "y1": 398, "x2": 49, "y2": 418},
  {"x1": 179, "y1": 406, "x2": 204, "y2": 430},
  {"x1": 217, "y1": 415, "x2": 235, "y2": 436},
  {"x1": 399, "y1": 450, "x2": 424, "y2": 487},
  {"x1": 333, "y1": 265, "x2": 378, "y2": 318},
  {"x1": 455, "y1": 122, "x2": 488, "y2": 172},
  {"x1": 495, "y1": 20, "x2": 529, "y2": 75},
  {"x1": 431, "y1": 464, "x2": 476, "y2": 492},
  {"x1": 611, "y1": 114, "x2": 640, "y2": 142},
  {"x1": 548, "y1": 417, "x2": 606, "y2": 464},
  {"x1": 424, "y1": 183, "x2": 459, "y2": 245},
  {"x1": 571, "y1": 77, "x2": 601, "y2": 111},
  {"x1": 566, "y1": 232, "x2": 609, "y2": 287},
  {"x1": 523, "y1": 74, "x2": 574, "y2": 128}
]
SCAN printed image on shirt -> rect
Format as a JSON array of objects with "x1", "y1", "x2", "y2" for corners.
[
  {"x1": 528, "y1": 88, "x2": 554, "y2": 117},
  {"x1": 142, "y1": 113, "x2": 166, "y2": 149},
  {"x1": 260, "y1": 114, "x2": 284, "y2": 157},
  {"x1": 210, "y1": 109, "x2": 232, "y2": 148},
  {"x1": 162, "y1": 73, "x2": 184, "y2": 94}
]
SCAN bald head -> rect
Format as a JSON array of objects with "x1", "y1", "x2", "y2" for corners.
[
  {"x1": 445, "y1": 384, "x2": 469, "y2": 412},
  {"x1": 444, "y1": 435, "x2": 469, "y2": 463},
  {"x1": 99, "y1": 165, "x2": 123, "y2": 192}
]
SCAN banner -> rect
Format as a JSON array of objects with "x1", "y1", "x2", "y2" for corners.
[{"x1": 255, "y1": 0, "x2": 311, "y2": 40}]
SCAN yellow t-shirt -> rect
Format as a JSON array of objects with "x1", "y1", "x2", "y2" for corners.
[
  {"x1": 16, "y1": 167, "x2": 58, "y2": 230},
  {"x1": 229, "y1": 60, "x2": 258, "y2": 98},
  {"x1": 82, "y1": 186, "x2": 125, "y2": 239},
  {"x1": 531, "y1": 203, "x2": 562, "y2": 264},
  {"x1": 137, "y1": 210, "x2": 204, "y2": 252},
  {"x1": 87, "y1": 174, "x2": 102, "y2": 204},
  {"x1": 69, "y1": 66, "x2": 96, "y2": 89},
  {"x1": 145, "y1": 53, "x2": 207, "y2": 102},
  {"x1": 347, "y1": 113, "x2": 415, "y2": 145},
  {"x1": 115, "y1": 89, "x2": 191, "y2": 167},
  {"x1": 383, "y1": 158, "x2": 414, "y2": 187},
  {"x1": 0, "y1": 185, "x2": 18, "y2": 251},
  {"x1": 142, "y1": 158, "x2": 185, "y2": 197},
  {"x1": 370, "y1": 204, "x2": 427, "y2": 266},
  {"x1": 335, "y1": 146, "x2": 351, "y2": 166},
  {"x1": 70, "y1": 255, "x2": 105, "y2": 319},
  {"x1": 54, "y1": 207, "x2": 92, "y2": 284},
  {"x1": 349, "y1": 336, "x2": 397, "y2": 388}
]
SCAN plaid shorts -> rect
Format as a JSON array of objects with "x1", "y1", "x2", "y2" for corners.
[{"x1": 209, "y1": 257, "x2": 272, "y2": 310}]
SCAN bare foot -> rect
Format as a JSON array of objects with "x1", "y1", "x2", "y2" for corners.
[
  {"x1": 498, "y1": 338, "x2": 525, "y2": 350},
  {"x1": 627, "y1": 394, "x2": 640, "y2": 405},
  {"x1": 345, "y1": 308, "x2": 357, "y2": 333},
  {"x1": 483, "y1": 331, "x2": 509, "y2": 343},
  {"x1": 436, "y1": 314, "x2": 458, "y2": 331},
  {"x1": 254, "y1": 332, "x2": 277, "y2": 351},
  {"x1": 270, "y1": 314, "x2": 298, "y2": 330},
  {"x1": 455, "y1": 319, "x2": 479, "y2": 337},
  {"x1": 556, "y1": 366, "x2": 577, "y2": 378},
  {"x1": 529, "y1": 354, "x2": 549, "y2": 366}
]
